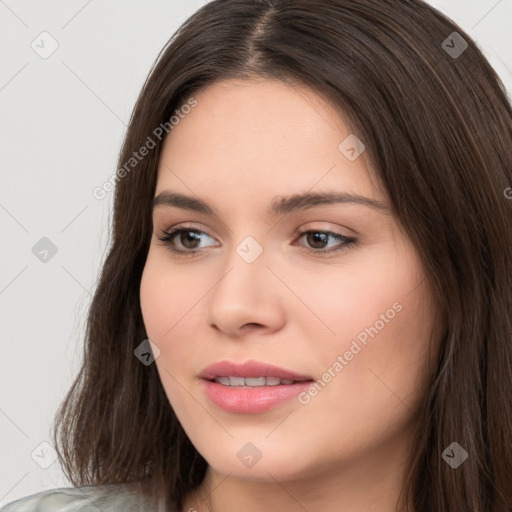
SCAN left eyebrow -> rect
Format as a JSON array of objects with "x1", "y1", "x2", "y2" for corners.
[
  {"x1": 268, "y1": 191, "x2": 389, "y2": 215},
  {"x1": 152, "y1": 190, "x2": 389, "y2": 215}
]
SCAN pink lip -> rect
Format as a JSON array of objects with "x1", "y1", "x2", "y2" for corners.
[
  {"x1": 199, "y1": 360, "x2": 314, "y2": 414},
  {"x1": 199, "y1": 360, "x2": 313, "y2": 381}
]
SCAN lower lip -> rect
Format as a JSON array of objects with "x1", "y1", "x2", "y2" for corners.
[{"x1": 201, "y1": 379, "x2": 313, "y2": 414}]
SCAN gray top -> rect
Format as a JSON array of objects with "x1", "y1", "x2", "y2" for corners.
[{"x1": 0, "y1": 483, "x2": 160, "y2": 512}]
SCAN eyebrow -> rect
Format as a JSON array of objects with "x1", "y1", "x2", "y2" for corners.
[{"x1": 152, "y1": 190, "x2": 389, "y2": 216}]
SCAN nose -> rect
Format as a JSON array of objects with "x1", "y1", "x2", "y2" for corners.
[{"x1": 206, "y1": 245, "x2": 287, "y2": 338}]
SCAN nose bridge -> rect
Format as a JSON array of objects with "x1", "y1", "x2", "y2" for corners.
[
  {"x1": 206, "y1": 233, "x2": 285, "y2": 334},
  {"x1": 212, "y1": 234, "x2": 268, "y2": 306}
]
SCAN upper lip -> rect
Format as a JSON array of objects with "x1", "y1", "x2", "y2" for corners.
[{"x1": 199, "y1": 360, "x2": 313, "y2": 381}]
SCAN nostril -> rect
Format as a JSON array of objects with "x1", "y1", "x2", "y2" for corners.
[{"x1": 242, "y1": 322, "x2": 263, "y2": 328}]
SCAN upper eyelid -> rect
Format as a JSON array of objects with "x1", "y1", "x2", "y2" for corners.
[
  {"x1": 164, "y1": 224, "x2": 217, "y2": 240},
  {"x1": 158, "y1": 219, "x2": 354, "y2": 234},
  {"x1": 159, "y1": 223, "x2": 350, "y2": 238}
]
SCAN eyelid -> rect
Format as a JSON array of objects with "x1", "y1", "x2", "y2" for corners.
[
  {"x1": 158, "y1": 222, "x2": 217, "y2": 239},
  {"x1": 156, "y1": 222, "x2": 357, "y2": 257},
  {"x1": 155, "y1": 223, "x2": 219, "y2": 257},
  {"x1": 293, "y1": 221, "x2": 356, "y2": 237}
]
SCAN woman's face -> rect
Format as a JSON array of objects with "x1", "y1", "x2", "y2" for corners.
[{"x1": 140, "y1": 78, "x2": 438, "y2": 484}]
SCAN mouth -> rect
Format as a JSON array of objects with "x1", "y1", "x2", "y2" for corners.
[
  {"x1": 208, "y1": 376, "x2": 307, "y2": 387},
  {"x1": 199, "y1": 359, "x2": 313, "y2": 382},
  {"x1": 199, "y1": 360, "x2": 314, "y2": 413}
]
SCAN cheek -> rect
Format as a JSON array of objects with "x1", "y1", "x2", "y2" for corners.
[
  {"x1": 140, "y1": 252, "x2": 215, "y2": 396},
  {"x1": 287, "y1": 286, "x2": 435, "y2": 468},
  {"x1": 139, "y1": 252, "x2": 202, "y2": 342},
  {"x1": 140, "y1": 260, "x2": 172, "y2": 342},
  {"x1": 295, "y1": 244, "x2": 435, "y2": 413},
  {"x1": 283, "y1": 244, "x2": 419, "y2": 347},
  {"x1": 140, "y1": 256, "x2": 198, "y2": 409},
  {"x1": 308, "y1": 272, "x2": 435, "y2": 421}
]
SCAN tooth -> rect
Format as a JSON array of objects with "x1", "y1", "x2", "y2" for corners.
[
  {"x1": 245, "y1": 377, "x2": 267, "y2": 386},
  {"x1": 213, "y1": 376, "x2": 298, "y2": 387},
  {"x1": 229, "y1": 376, "x2": 245, "y2": 387}
]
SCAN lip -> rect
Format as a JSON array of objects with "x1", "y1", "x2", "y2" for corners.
[
  {"x1": 199, "y1": 360, "x2": 313, "y2": 381},
  {"x1": 199, "y1": 360, "x2": 314, "y2": 414}
]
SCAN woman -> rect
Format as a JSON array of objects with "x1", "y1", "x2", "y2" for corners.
[{"x1": 3, "y1": 0, "x2": 511, "y2": 511}]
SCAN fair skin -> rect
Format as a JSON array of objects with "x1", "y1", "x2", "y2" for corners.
[{"x1": 139, "y1": 77, "x2": 439, "y2": 512}]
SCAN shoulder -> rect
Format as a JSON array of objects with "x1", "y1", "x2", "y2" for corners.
[{"x1": 0, "y1": 482, "x2": 154, "y2": 512}]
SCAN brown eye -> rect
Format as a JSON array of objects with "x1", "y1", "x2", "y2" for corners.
[
  {"x1": 156, "y1": 227, "x2": 218, "y2": 255},
  {"x1": 295, "y1": 229, "x2": 357, "y2": 255},
  {"x1": 304, "y1": 231, "x2": 330, "y2": 249},
  {"x1": 177, "y1": 230, "x2": 202, "y2": 249}
]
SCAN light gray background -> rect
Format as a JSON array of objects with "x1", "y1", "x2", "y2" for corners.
[{"x1": 1, "y1": 0, "x2": 511, "y2": 506}]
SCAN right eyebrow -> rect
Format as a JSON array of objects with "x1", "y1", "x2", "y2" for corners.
[{"x1": 153, "y1": 191, "x2": 215, "y2": 214}]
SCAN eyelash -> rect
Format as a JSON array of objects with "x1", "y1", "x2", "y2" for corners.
[{"x1": 156, "y1": 225, "x2": 357, "y2": 258}]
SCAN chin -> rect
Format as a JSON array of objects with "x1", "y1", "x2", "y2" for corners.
[{"x1": 195, "y1": 435, "x2": 319, "y2": 482}]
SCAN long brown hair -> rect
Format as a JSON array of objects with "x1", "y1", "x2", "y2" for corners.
[{"x1": 51, "y1": 1, "x2": 512, "y2": 510}]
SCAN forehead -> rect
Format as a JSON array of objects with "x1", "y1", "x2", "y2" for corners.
[
  {"x1": 155, "y1": 78, "x2": 381, "y2": 207},
  {"x1": 163, "y1": 77, "x2": 348, "y2": 158}
]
